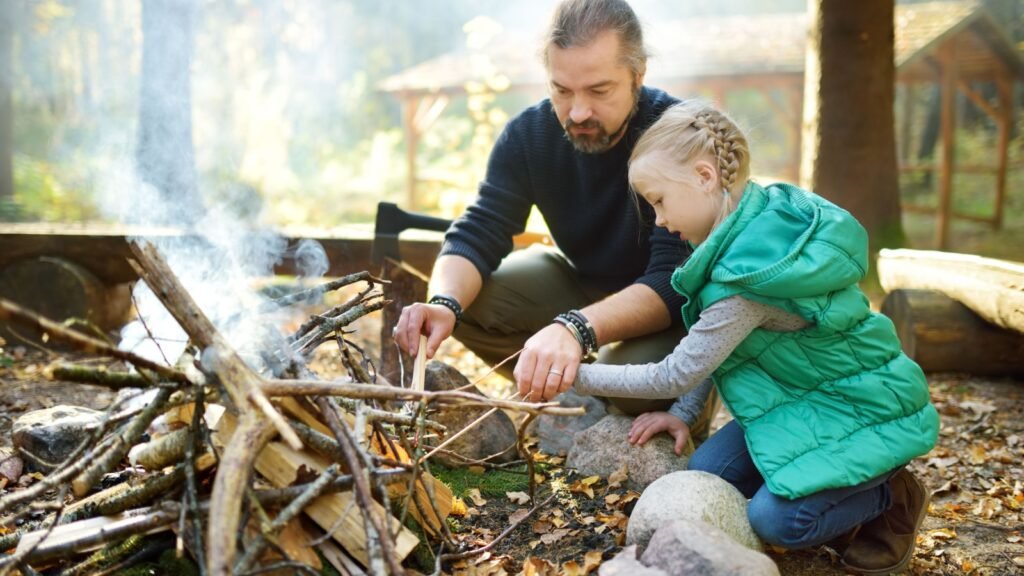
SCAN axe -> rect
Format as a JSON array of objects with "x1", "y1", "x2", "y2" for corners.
[{"x1": 371, "y1": 202, "x2": 453, "y2": 265}]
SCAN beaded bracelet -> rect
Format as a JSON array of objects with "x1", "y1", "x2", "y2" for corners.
[
  {"x1": 428, "y1": 295, "x2": 463, "y2": 327},
  {"x1": 554, "y1": 309, "x2": 598, "y2": 356}
]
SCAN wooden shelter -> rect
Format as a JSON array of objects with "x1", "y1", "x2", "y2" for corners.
[{"x1": 379, "y1": 1, "x2": 1023, "y2": 249}]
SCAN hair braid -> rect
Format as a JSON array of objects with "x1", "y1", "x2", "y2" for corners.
[{"x1": 694, "y1": 110, "x2": 741, "y2": 193}]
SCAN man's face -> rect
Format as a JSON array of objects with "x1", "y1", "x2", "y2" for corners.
[{"x1": 547, "y1": 30, "x2": 643, "y2": 154}]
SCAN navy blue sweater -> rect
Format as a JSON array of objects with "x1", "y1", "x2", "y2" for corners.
[{"x1": 440, "y1": 86, "x2": 691, "y2": 324}]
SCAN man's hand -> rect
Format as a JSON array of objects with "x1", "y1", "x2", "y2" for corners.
[
  {"x1": 514, "y1": 323, "x2": 583, "y2": 402},
  {"x1": 628, "y1": 412, "x2": 691, "y2": 456},
  {"x1": 394, "y1": 303, "x2": 457, "y2": 359}
]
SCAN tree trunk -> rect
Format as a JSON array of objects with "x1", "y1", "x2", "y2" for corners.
[
  {"x1": 800, "y1": 0, "x2": 904, "y2": 250},
  {"x1": 0, "y1": 0, "x2": 14, "y2": 213},
  {"x1": 877, "y1": 248, "x2": 1024, "y2": 335},
  {"x1": 136, "y1": 0, "x2": 202, "y2": 226}
]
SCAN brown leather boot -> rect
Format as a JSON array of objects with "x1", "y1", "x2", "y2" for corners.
[{"x1": 841, "y1": 467, "x2": 930, "y2": 574}]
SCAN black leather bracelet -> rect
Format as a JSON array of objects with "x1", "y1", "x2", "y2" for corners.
[{"x1": 428, "y1": 295, "x2": 463, "y2": 327}]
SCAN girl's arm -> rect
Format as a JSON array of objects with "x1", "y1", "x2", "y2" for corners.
[{"x1": 574, "y1": 296, "x2": 771, "y2": 399}]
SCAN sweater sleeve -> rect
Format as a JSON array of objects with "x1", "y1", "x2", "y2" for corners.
[
  {"x1": 574, "y1": 296, "x2": 770, "y2": 399},
  {"x1": 438, "y1": 124, "x2": 533, "y2": 279},
  {"x1": 635, "y1": 227, "x2": 691, "y2": 324}
]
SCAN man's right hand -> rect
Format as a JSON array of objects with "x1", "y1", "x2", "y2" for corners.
[{"x1": 393, "y1": 303, "x2": 458, "y2": 358}]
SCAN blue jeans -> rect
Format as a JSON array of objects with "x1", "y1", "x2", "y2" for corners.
[{"x1": 688, "y1": 420, "x2": 894, "y2": 549}]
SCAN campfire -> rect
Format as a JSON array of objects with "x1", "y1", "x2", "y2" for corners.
[{"x1": 0, "y1": 239, "x2": 581, "y2": 575}]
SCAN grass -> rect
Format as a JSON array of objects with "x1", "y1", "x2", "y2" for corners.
[{"x1": 430, "y1": 464, "x2": 531, "y2": 499}]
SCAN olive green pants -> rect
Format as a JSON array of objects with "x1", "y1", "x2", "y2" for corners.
[{"x1": 453, "y1": 245, "x2": 720, "y2": 442}]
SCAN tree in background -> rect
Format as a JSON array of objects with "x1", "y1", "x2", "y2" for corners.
[
  {"x1": 0, "y1": 0, "x2": 13, "y2": 217},
  {"x1": 800, "y1": 0, "x2": 905, "y2": 250},
  {"x1": 136, "y1": 0, "x2": 201, "y2": 225}
]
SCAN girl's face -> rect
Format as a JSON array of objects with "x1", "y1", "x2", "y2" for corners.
[{"x1": 632, "y1": 153, "x2": 721, "y2": 245}]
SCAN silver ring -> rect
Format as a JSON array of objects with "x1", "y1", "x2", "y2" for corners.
[{"x1": 549, "y1": 369, "x2": 563, "y2": 376}]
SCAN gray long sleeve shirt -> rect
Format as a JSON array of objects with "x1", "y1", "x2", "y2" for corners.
[{"x1": 576, "y1": 296, "x2": 808, "y2": 424}]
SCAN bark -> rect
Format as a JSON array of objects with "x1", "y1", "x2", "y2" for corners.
[{"x1": 801, "y1": 0, "x2": 904, "y2": 250}]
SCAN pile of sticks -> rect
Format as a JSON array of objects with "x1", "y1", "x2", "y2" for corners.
[{"x1": 0, "y1": 240, "x2": 583, "y2": 575}]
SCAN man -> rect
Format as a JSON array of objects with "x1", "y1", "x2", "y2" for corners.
[{"x1": 395, "y1": 0, "x2": 716, "y2": 448}]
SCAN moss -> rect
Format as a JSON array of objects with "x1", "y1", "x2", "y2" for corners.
[{"x1": 430, "y1": 464, "x2": 530, "y2": 498}]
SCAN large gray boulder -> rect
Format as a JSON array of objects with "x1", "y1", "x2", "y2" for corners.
[
  {"x1": 627, "y1": 470, "x2": 762, "y2": 551},
  {"x1": 527, "y1": 389, "x2": 606, "y2": 456},
  {"x1": 423, "y1": 360, "x2": 518, "y2": 467},
  {"x1": 566, "y1": 415, "x2": 688, "y2": 491},
  {"x1": 641, "y1": 519, "x2": 779, "y2": 576},
  {"x1": 12, "y1": 405, "x2": 105, "y2": 473}
]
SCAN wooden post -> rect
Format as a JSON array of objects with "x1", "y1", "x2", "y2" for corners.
[
  {"x1": 936, "y1": 42, "x2": 957, "y2": 250},
  {"x1": 379, "y1": 258, "x2": 429, "y2": 387},
  {"x1": 788, "y1": 82, "x2": 803, "y2": 183},
  {"x1": 401, "y1": 97, "x2": 420, "y2": 210},
  {"x1": 994, "y1": 71, "x2": 1013, "y2": 230}
]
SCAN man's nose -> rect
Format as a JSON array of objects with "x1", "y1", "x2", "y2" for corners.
[{"x1": 569, "y1": 97, "x2": 592, "y2": 123}]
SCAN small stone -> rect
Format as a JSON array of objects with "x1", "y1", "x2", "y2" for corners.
[
  {"x1": 424, "y1": 361, "x2": 518, "y2": 467},
  {"x1": 641, "y1": 519, "x2": 779, "y2": 576},
  {"x1": 12, "y1": 405, "x2": 105, "y2": 473},
  {"x1": 598, "y1": 545, "x2": 668, "y2": 576},
  {"x1": 528, "y1": 389, "x2": 606, "y2": 456},
  {"x1": 627, "y1": 471, "x2": 762, "y2": 551},
  {"x1": 566, "y1": 415, "x2": 688, "y2": 491}
]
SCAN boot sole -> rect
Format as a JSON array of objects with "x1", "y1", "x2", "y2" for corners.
[{"x1": 840, "y1": 474, "x2": 931, "y2": 575}]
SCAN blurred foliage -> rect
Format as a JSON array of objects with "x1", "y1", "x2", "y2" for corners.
[{"x1": 2, "y1": 0, "x2": 1023, "y2": 239}]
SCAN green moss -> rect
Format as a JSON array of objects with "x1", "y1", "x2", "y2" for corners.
[{"x1": 430, "y1": 464, "x2": 530, "y2": 498}]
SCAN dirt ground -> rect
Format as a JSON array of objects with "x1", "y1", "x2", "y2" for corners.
[{"x1": 1, "y1": 319, "x2": 1022, "y2": 575}]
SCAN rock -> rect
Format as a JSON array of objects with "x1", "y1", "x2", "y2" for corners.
[
  {"x1": 12, "y1": 405, "x2": 105, "y2": 473},
  {"x1": 566, "y1": 415, "x2": 688, "y2": 491},
  {"x1": 528, "y1": 389, "x2": 607, "y2": 456},
  {"x1": 0, "y1": 447, "x2": 23, "y2": 484},
  {"x1": 598, "y1": 545, "x2": 668, "y2": 576},
  {"x1": 641, "y1": 519, "x2": 779, "y2": 576},
  {"x1": 423, "y1": 360, "x2": 518, "y2": 467},
  {"x1": 627, "y1": 471, "x2": 762, "y2": 551}
]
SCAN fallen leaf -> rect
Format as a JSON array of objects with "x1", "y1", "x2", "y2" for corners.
[
  {"x1": 607, "y1": 463, "x2": 628, "y2": 489},
  {"x1": 562, "y1": 560, "x2": 584, "y2": 576},
  {"x1": 539, "y1": 528, "x2": 570, "y2": 545},
  {"x1": 968, "y1": 444, "x2": 988, "y2": 465},
  {"x1": 467, "y1": 488, "x2": 487, "y2": 507},
  {"x1": 508, "y1": 508, "x2": 531, "y2": 525},
  {"x1": 507, "y1": 491, "x2": 531, "y2": 505},
  {"x1": 468, "y1": 465, "x2": 486, "y2": 475},
  {"x1": 450, "y1": 497, "x2": 468, "y2": 517},
  {"x1": 581, "y1": 475, "x2": 601, "y2": 486},
  {"x1": 522, "y1": 556, "x2": 558, "y2": 576},
  {"x1": 1012, "y1": 556, "x2": 1024, "y2": 566},
  {"x1": 605, "y1": 493, "x2": 621, "y2": 505},
  {"x1": 532, "y1": 520, "x2": 552, "y2": 534},
  {"x1": 583, "y1": 550, "x2": 603, "y2": 573}
]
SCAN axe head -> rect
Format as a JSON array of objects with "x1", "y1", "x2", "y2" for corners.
[{"x1": 371, "y1": 202, "x2": 453, "y2": 265}]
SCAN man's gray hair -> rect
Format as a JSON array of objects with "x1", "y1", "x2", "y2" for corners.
[{"x1": 543, "y1": 0, "x2": 648, "y2": 75}]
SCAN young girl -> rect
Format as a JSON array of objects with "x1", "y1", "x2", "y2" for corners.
[{"x1": 558, "y1": 101, "x2": 939, "y2": 574}]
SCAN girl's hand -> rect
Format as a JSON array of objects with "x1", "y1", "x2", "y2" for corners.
[{"x1": 628, "y1": 412, "x2": 691, "y2": 456}]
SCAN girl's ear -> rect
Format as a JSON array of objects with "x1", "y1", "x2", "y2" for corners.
[{"x1": 694, "y1": 159, "x2": 718, "y2": 192}]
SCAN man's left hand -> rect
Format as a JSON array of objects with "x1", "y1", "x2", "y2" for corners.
[{"x1": 514, "y1": 323, "x2": 583, "y2": 402}]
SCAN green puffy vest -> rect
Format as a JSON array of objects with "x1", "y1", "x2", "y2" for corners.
[{"x1": 672, "y1": 181, "x2": 939, "y2": 500}]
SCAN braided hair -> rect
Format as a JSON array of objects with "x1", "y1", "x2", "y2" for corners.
[{"x1": 629, "y1": 101, "x2": 750, "y2": 230}]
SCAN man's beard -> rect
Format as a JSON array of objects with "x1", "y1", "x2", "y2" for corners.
[{"x1": 562, "y1": 84, "x2": 641, "y2": 154}]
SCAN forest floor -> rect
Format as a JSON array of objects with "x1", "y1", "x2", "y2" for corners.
[{"x1": 1, "y1": 327, "x2": 1022, "y2": 575}]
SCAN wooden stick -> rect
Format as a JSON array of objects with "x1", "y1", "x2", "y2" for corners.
[
  {"x1": 261, "y1": 379, "x2": 585, "y2": 416},
  {"x1": 410, "y1": 335, "x2": 427, "y2": 392},
  {"x1": 0, "y1": 298, "x2": 189, "y2": 384}
]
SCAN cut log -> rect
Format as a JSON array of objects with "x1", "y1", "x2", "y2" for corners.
[
  {"x1": 877, "y1": 249, "x2": 1024, "y2": 335},
  {"x1": 0, "y1": 257, "x2": 131, "y2": 344},
  {"x1": 881, "y1": 289, "x2": 1024, "y2": 376}
]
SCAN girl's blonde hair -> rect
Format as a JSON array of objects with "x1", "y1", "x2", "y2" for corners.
[{"x1": 629, "y1": 100, "x2": 751, "y2": 232}]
